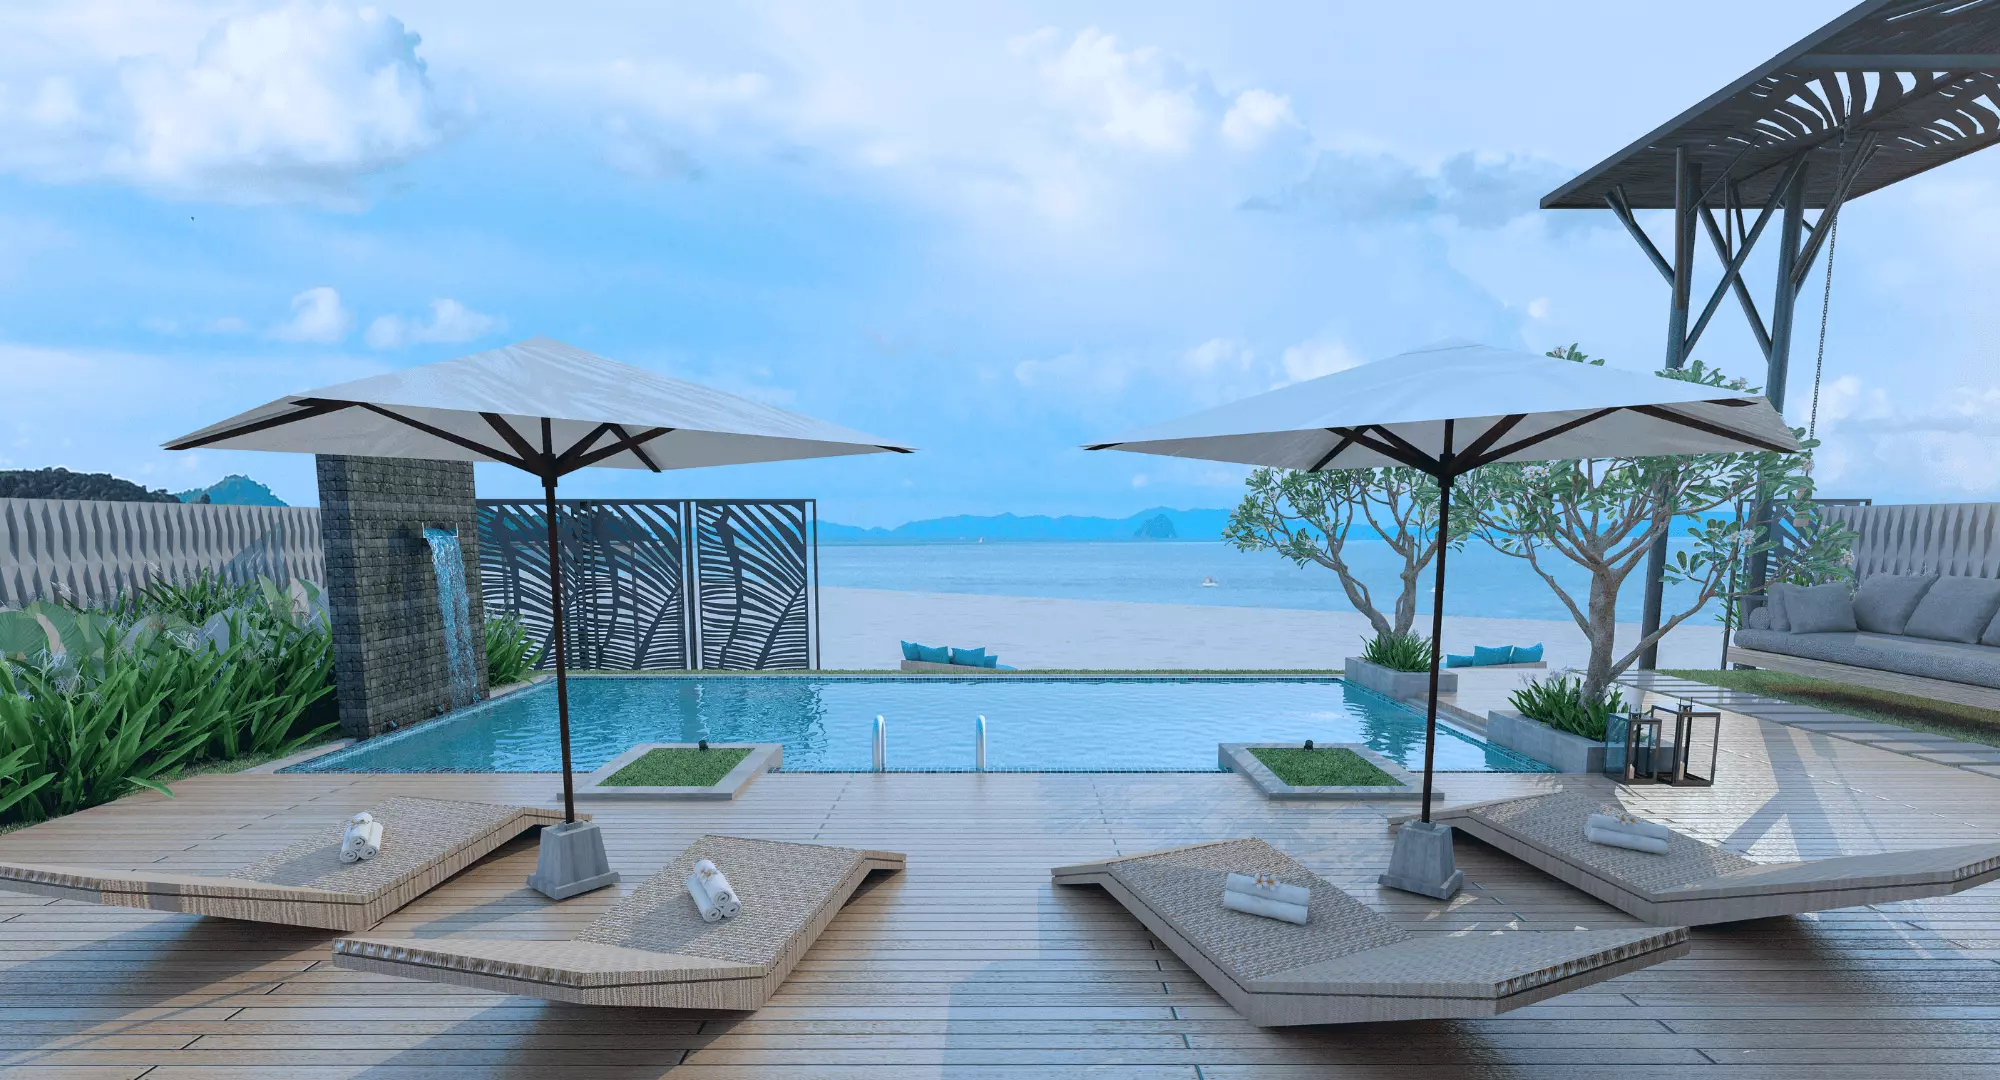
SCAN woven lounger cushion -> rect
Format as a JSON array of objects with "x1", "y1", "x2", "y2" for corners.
[
  {"x1": 1434, "y1": 791, "x2": 2000, "y2": 924},
  {"x1": 333, "y1": 834, "x2": 905, "y2": 1010},
  {"x1": 0, "y1": 797, "x2": 564, "y2": 930},
  {"x1": 1053, "y1": 838, "x2": 1687, "y2": 1027}
]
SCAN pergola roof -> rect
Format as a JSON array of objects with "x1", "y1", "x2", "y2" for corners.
[{"x1": 1544, "y1": 0, "x2": 2000, "y2": 210}]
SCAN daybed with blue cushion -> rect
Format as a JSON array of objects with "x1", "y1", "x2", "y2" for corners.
[
  {"x1": 898, "y1": 641, "x2": 1018, "y2": 673},
  {"x1": 1728, "y1": 574, "x2": 2000, "y2": 710}
]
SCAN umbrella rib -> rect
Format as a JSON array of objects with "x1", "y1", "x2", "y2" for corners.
[
  {"x1": 163, "y1": 398, "x2": 358, "y2": 450},
  {"x1": 354, "y1": 403, "x2": 533, "y2": 470},
  {"x1": 1467, "y1": 408, "x2": 1621, "y2": 468},
  {"x1": 1326, "y1": 426, "x2": 1439, "y2": 474},
  {"x1": 1625, "y1": 404, "x2": 1795, "y2": 453},
  {"x1": 607, "y1": 424, "x2": 664, "y2": 472},
  {"x1": 480, "y1": 413, "x2": 548, "y2": 472},
  {"x1": 552, "y1": 423, "x2": 619, "y2": 472},
  {"x1": 1307, "y1": 429, "x2": 1362, "y2": 472},
  {"x1": 564, "y1": 426, "x2": 675, "y2": 474},
  {"x1": 1446, "y1": 414, "x2": 1527, "y2": 473},
  {"x1": 1363, "y1": 425, "x2": 1444, "y2": 472}
]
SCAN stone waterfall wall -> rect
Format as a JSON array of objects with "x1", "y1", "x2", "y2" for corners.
[{"x1": 317, "y1": 456, "x2": 490, "y2": 740}]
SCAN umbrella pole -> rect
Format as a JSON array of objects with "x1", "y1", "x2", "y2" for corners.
[
  {"x1": 1419, "y1": 473, "x2": 1450, "y2": 824},
  {"x1": 544, "y1": 476, "x2": 576, "y2": 824}
]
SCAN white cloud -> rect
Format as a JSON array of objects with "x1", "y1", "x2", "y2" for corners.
[
  {"x1": 364, "y1": 298, "x2": 503, "y2": 348},
  {"x1": 273, "y1": 286, "x2": 352, "y2": 343},
  {"x1": 1221, "y1": 89, "x2": 1295, "y2": 149},
  {"x1": 1130, "y1": 473, "x2": 1148, "y2": 488},
  {"x1": 1526, "y1": 297, "x2": 1550, "y2": 320},
  {"x1": 1183, "y1": 337, "x2": 1254, "y2": 374},
  {"x1": 1029, "y1": 27, "x2": 1205, "y2": 154},
  {"x1": 1814, "y1": 376, "x2": 2000, "y2": 496},
  {"x1": 1280, "y1": 339, "x2": 1361, "y2": 384},
  {"x1": 0, "y1": 2, "x2": 458, "y2": 203}
]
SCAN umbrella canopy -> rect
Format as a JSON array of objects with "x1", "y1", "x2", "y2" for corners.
[
  {"x1": 1084, "y1": 339, "x2": 1801, "y2": 898},
  {"x1": 166, "y1": 336, "x2": 914, "y2": 471},
  {"x1": 1087, "y1": 339, "x2": 1798, "y2": 474}
]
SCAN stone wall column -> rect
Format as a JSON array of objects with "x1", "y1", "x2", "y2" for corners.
[{"x1": 317, "y1": 455, "x2": 489, "y2": 739}]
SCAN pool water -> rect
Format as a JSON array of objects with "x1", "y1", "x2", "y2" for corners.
[{"x1": 286, "y1": 676, "x2": 1548, "y2": 774}]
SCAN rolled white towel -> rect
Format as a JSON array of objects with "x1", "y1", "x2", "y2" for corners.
[
  {"x1": 340, "y1": 817, "x2": 383, "y2": 863},
  {"x1": 685, "y1": 869, "x2": 724, "y2": 922},
  {"x1": 1222, "y1": 889, "x2": 1309, "y2": 925},
  {"x1": 693, "y1": 859, "x2": 741, "y2": 919},
  {"x1": 1224, "y1": 872, "x2": 1310, "y2": 908},
  {"x1": 1587, "y1": 812, "x2": 1673, "y2": 842},
  {"x1": 1585, "y1": 825, "x2": 1669, "y2": 855}
]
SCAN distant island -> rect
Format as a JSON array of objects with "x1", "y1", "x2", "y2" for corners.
[
  {"x1": 0, "y1": 468, "x2": 286, "y2": 506},
  {"x1": 819, "y1": 507, "x2": 1230, "y2": 544}
]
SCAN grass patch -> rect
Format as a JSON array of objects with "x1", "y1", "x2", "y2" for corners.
[
  {"x1": 1660, "y1": 668, "x2": 2000, "y2": 749},
  {"x1": 1248, "y1": 746, "x2": 1399, "y2": 787},
  {"x1": 603, "y1": 746, "x2": 753, "y2": 787}
]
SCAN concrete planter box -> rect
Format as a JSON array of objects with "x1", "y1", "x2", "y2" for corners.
[
  {"x1": 1487, "y1": 710, "x2": 1605, "y2": 773},
  {"x1": 1343, "y1": 657, "x2": 1456, "y2": 701},
  {"x1": 569, "y1": 742, "x2": 782, "y2": 801},
  {"x1": 1219, "y1": 742, "x2": 1436, "y2": 801}
]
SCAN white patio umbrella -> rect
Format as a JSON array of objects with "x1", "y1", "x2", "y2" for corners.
[
  {"x1": 167, "y1": 337, "x2": 913, "y2": 896},
  {"x1": 1086, "y1": 339, "x2": 1797, "y2": 898}
]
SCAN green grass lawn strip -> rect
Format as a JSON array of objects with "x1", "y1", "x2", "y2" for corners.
[
  {"x1": 1248, "y1": 746, "x2": 1399, "y2": 787},
  {"x1": 1660, "y1": 668, "x2": 2000, "y2": 750},
  {"x1": 604, "y1": 746, "x2": 753, "y2": 787}
]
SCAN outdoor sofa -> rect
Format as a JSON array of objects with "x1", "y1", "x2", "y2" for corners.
[
  {"x1": 1728, "y1": 575, "x2": 2000, "y2": 709},
  {"x1": 1053, "y1": 838, "x2": 1689, "y2": 1026},
  {"x1": 334, "y1": 834, "x2": 904, "y2": 1009},
  {"x1": 0, "y1": 797, "x2": 564, "y2": 931},
  {"x1": 1429, "y1": 791, "x2": 2000, "y2": 925}
]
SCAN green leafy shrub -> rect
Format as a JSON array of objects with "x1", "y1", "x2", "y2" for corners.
[
  {"x1": 0, "y1": 575, "x2": 338, "y2": 826},
  {"x1": 1359, "y1": 631, "x2": 1434, "y2": 674},
  {"x1": 485, "y1": 616, "x2": 545, "y2": 686},
  {"x1": 1510, "y1": 675, "x2": 1627, "y2": 741}
]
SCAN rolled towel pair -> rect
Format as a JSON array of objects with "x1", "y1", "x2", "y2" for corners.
[
  {"x1": 1221, "y1": 871, "x2": 1309, "y2": 925},
  {"x1": 340, "y1": 813, "x2": 383, "y2": 863},
  {"x1": 684, "y1": 858, "x2": 742, "y2": 922},
  {"x1": 1584, "y1": 811, "x2": 1671, "y2": 855}
]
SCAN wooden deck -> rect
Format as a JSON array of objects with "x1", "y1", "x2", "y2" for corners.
[{"x1": 3, "y1": 688, "x2": 2000, "y2": 1078}]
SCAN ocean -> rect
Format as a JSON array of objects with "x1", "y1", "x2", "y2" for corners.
[{"x1": 817, "y1": 538, "x2": 1721, "y2": 625}]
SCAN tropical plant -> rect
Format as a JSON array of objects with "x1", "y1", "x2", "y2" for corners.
[
  {"x1": 1226, "y1": 467, "x2": 1472, "y2": 637},
  {"x1": 485, "y1": 616, "x2": 545, "y2": 686},
  {"x1": 0, "y1": 638, "x2": 225, "y2": 825},
  {"x1": 1510, "y1": 674, "x2": 1627, "y2": 741},
  {"x1": 1462, "y1": 345, "x2": 1849, "y2": 701},
  {"x1": 1358, "y1": 630, "x2": 1434, "y2": 674},
  {"x1": 103, "y1": 569, "x2": 260, "y2": 625}
]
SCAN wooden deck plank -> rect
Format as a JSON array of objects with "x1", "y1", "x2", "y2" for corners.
[{"x1": 2, "y1": 695, "x2": 1999, "y2": 1075}]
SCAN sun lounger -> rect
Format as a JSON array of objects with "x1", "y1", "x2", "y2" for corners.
[
  {"x1": 0, "y1": 797, "x2": 564, "y2": 931},
  {"x1": 332, "y1": 834, "x2": 905, "y2": 1009},
  {"x1": 1432, "y1": 791, "x2": 2000, "y2": 925},
  {"x1": 1053, "y1": 838, "x2": 1688, "y2": 1026}
]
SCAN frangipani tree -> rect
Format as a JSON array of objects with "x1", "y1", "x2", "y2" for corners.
[
  {"x1": 1463, "y1": 347, "x2": 1848, "y2": 701},
  {"x1": 1223, "y1": 467, "x2": 1472, "y2": 638}
]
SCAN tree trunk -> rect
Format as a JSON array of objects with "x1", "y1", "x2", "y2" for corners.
[
  {"x1": 1581, "y1": 568, "x2": 1620, "y2": 701},
  {"x1": 1393, "y1": 563, "x2": 1419, "y2": 636}
]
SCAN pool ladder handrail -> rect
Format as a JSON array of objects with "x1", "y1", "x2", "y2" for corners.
[
  {"x1": 976, "y1": 714, "x2": 987, "y2": 772},
  {"x1": 873, "y1": 714, "x2": 887, "y2": 772}
]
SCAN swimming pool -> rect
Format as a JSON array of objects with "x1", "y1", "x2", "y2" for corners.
[{"x1": 285, "y1": 676, "x2": 1548, "y2": 774}]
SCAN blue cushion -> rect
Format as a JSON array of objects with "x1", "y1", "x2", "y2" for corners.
[
  {"x1": 1472, "y1": 645, "x2": 1512, "y2": 666},
  {"x1": 900, "y1": 640, "x2": 922, "y2": 661},
  {"x1": 979, "y1": 653, "x2": 1000, "y2": 668},
  {"x1": 1444, "y1": 653, "x2": 1476, "y2": 668},
  {"x1": 949, "y1": 646, "x2": 987, "y2": 666},
  {"x1": 914, "y1": 644, "x2": 950, "y2": 665},
  {"x1": 1511, "y1": 642, "x2": 1543, "y2": 663}
]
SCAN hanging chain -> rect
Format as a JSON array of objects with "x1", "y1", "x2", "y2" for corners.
[{"x1": 1808, "y1": 212, "x2": 1839, "y2": 441}]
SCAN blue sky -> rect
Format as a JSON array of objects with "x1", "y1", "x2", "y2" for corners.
[{"x1": 3, "y1": 1, "x2": 1996, "y2": 526}]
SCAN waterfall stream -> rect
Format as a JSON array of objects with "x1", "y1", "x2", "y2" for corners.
[{"x1": 424, "y1": 527, "x2": 481, "y2": 709}]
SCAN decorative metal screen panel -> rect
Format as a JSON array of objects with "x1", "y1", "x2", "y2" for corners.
[{"x1": 476, "y1": 499, "x2": 817, "y2": 671}]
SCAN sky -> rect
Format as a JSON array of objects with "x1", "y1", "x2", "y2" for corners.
[{"x1": 2, "y1": 0, "x2": 1996, "y2": 526}]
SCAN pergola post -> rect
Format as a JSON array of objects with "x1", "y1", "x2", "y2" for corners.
[{"x1": 1637, "y1": 150, "x2": 1699, "y2": 669}]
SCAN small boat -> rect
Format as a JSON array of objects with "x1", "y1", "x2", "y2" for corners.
[{"x1": 1200, "y1": 576, "x2": 1218, "y2": 588}]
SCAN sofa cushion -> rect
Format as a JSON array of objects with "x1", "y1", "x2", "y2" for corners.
[
  {"x1": 914, "y1": 643, "x2": 951, "y2": 665},
  {"x1": 1852, "y1": 573, "x2": 1940, "y2": 635},
  {"x1": 900, "y1": 640, "x2": 923, "y2": 661},
  {"x1": 1904, "y1": 577, "x2": 2000, "y2": 644},
  {"x1": 949, "y1": 646, "x2": 987, "y2": 666},
  {"x1": 1763, "y1": 584, "x2": 1794, "y2": 631},
  {"x1": 1745, "y1": 605, "x2": 1772, "y2": 631},
  {"x1": 1985, "y1": 606, "x2": 2000, "y2": 649},
  {"x1": 1732, "y1": 628, "x2": 2000, "y2": 691},
  {"x1": 1510, "y1": 643, "x2": 1543, "y2": 664},
  {"x1": 1784, "y1": 583, "x2": 1857, "y2": 634}
]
